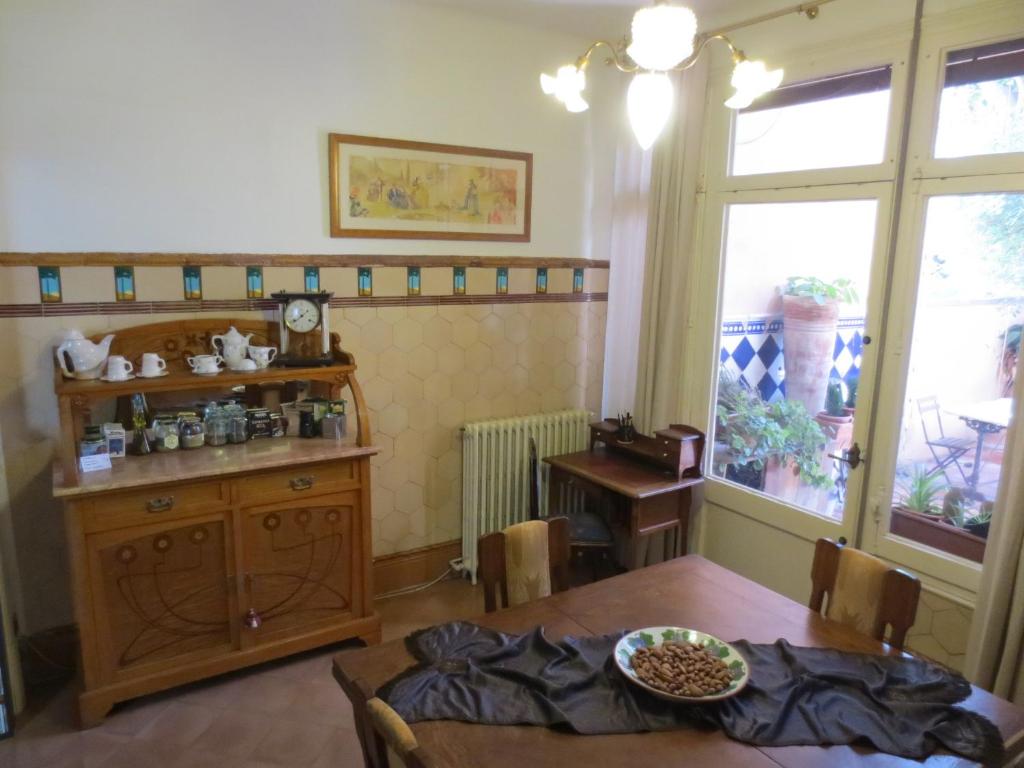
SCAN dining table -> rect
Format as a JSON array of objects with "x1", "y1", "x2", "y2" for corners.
[{"x1": 332, "y1": 555, "x2": 1024, "y2": 767}]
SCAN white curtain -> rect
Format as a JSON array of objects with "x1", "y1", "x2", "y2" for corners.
[
  {"x1": 633, "y1": 60, "x2": 709, "y2": 432},
  {"x1": 601, "y1": 114, "x2": 653, "y2": 418},
  {"x1": 964, "y1": 370, "x2": 1024, "y2": 702}
]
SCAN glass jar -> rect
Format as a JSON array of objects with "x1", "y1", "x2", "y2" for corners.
[
  {"x1": 80, "y1": 425, "x2": 107, "y2": 457},
  {"x1": 204, "y1": 408, "x2": 228, "y2": 446},
  {"x1": 179, "y1": 417, "x2": 205, "y2": 450},
  {"x1": 151, "y1": 419, "x2": 180, "y2": 452}
]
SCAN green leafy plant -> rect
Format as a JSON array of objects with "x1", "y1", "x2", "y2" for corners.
[
  {"x1": 782, "y1": 276, "x2": 859, "y2": 305},
  {"x1": 825, "y1": 379, "x2": 846, "y2": 417},
  {"x1": 845, "y1": 376, "x2": 859, "y2": 410},
  {"x1": 896, "y1": 467, "x2": 947, "y2": 515},
  {"x1": 715, "y1": 370, "x2": 830, "y2": 488},
  {"x1": 972, "y1": 504, "x2": 994, "y2": 525}
]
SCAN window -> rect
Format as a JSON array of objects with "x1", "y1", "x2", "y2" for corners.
[
  {"x1": 731, "y1": 66, "x2": 892, "y2": 176},
  {"x1": 888, "y1": 193, "x2": 1022, "y2": 561},
  {"x1": 713, "y1": 200, "x2": 876, "y2": 521},
  {"x1": 935, "y1": 38, "x2": 1024, "y2": 159}
]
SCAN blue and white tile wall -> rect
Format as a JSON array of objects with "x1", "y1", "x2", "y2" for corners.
[{"x1": 720, "y1": 316, "x2": 865, "y2": 403}]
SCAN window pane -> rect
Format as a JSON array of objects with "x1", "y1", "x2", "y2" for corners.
[
  {"x1": 731, "y1": 68, "x2": 891, "y2": 176},
  {"x1": 889, "y1": 194, "x2": 1022, "y2": 561},
  {"x1": 714, "y1": 200, "x2": 876, "y2": 521},
  {"x1": 935, "y1": 39, "x2": 1024, "y2": 159}
]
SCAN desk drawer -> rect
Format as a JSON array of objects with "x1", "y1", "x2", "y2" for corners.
[
  {"x1": 83, "y1": 481, "x2": 228, "y2": 533},
  {"x1": 237, "y1": 459, "x2": 359, "y2": 505}
]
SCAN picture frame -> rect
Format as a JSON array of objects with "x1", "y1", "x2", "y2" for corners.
[{"x1": 329, "y1": 133, "x2": 532, "y2": 242}]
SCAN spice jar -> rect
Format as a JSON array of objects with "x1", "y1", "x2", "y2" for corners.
[
  {"x1": 151, "y1": 419, "x2": 180, "y2": 452},
  {"x1": 179, "y1": 416, "x2": 205, "y2": 450}
]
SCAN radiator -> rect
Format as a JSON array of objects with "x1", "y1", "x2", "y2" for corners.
[{"x1": 461, "y1": 409, "x2": 590, "y2": 581}]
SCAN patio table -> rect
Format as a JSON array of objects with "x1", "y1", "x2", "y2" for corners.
[
  {"x1": 947, "y1": 397, "x2": 1013, "y2": 494},
  {"x1": 332, "y1": 555, "x2": 1024, "y2": 766}
]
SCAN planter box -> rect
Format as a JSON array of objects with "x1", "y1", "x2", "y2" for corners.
[{"x1": 890, "y1": 506, "x2": 986, "y2": 563}]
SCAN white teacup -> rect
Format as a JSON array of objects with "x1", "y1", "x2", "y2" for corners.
[
  {"x1": 140, "y1": 353, "x2": 167, "y2": 378},
  {"x1": 235, "y1": 359, "x2": 258, "y2": 372},
  {"x1": 187, "y1": 354, "x2": 224, "y2": 375},
  {"x1": 105, "y1": 355, "x2": 133, "y2": 381},
  {"x1": 249, "y1": 346, "x2": 278, "y2": 369}
]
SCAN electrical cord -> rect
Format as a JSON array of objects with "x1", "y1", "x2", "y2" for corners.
[{"x1": 374, "y1": 567, "x2": 457, "y2": 600}]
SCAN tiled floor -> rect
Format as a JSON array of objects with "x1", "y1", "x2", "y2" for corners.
[{"x1": 0, "y1": 578, "x2": 484, "y2": 768}]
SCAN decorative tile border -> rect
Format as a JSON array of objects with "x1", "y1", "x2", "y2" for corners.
[
  {"x1": 0, "y1": 292, "x2": 609, "y2": 318},
  {"x1": 0, "y1": 252, "x2": 610, "y2": 269}
]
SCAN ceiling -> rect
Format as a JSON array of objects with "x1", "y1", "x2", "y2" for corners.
[{"x1": 403, "y1": 0, "x2": 746, "y2": 43}]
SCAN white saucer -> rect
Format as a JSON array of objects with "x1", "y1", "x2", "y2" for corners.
[
  {"x1": 192, "y1": 369, "x2": 223, "y2": 376},
  {"x1": 101, "y1": 374, "x2": 135, "y2": 382},
  {"x1": 137, "y1": 371, "x2": 169, "y2": 379}
]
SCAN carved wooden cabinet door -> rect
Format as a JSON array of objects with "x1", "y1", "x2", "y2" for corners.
[
  {"x1": 239, "y1": 491, "x2": 358, "y2": 646},
  {"x1": 86, "y1": 514, "x2": 236, "y2": 683}
]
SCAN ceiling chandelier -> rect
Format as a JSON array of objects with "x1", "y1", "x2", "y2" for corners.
[{"x1": 540, "y1": 2, "x2": 823, "y2": 149}]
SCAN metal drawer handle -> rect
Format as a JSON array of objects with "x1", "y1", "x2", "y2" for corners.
[
  {"x1": 290, "y1": 476, "x2": 315, "y2": 491},
  {"x1": 146, "y1": 496, "x2": 175, "y2": 513}
]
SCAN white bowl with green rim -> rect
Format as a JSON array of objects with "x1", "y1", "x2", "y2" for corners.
[{"x1": 614, "y1": 626, "x2": 750, "y2": 703}]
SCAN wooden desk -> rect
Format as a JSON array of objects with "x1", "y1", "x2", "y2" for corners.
[
  {"x1": 333, "y1": 556, "x2": 1024, "y2": 767},
  {"x1": 544, "y1": 448, "x2": 703, "y2": 568}
]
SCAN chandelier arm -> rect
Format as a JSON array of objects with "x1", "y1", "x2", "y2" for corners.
[{"x1": 575, "y1": 40, "x2": 639, "y2": 74}]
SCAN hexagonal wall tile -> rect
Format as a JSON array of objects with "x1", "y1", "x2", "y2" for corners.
[
  {"x1": 380, "y1": 347, "x2": 409, "y2": 378},
  {"x1": 363, "y1": 377, "x2": 394, "y2": 411},
  {"x1": 438, "y1": 398, "x2": 466, "y2": 429},
  {"x1": 452, "y1": 316, "x2": 480, "y2": 349},
  {"x1": 437, "y1": 344, "x2": 465, "y2": 376},
  {"x1": 378, "y1": 403, "x2": 409, "y2": 436},
  {"x1": 362, "y1": 317, "x2": 394, "y2": 350},
  {"x1": 422, "y1": 316, "x2": 453, "y2": 350},
  {"x1": 465, "y1": 342, "x2": 491, "y2": 374},
  {"x1": 408, "y1": 346, "x2": 437, "y2": 380},
  {"x1": 423, "y1": 372, "x2": 452, "y2": 402},
  {"x1": 396, "y1": 483, "x2": 425, "y2": 515},
  {"x1": 393, "y1": 318, "x2": 424, "y2": 352}
]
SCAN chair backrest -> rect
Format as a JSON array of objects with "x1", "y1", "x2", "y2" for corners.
[
  {"x1": 478, "y1": 517, "x2": 569, "y2": 613},
  {"x1": 809, "y1": 538, "x2": 920, "y2": 650},
  {"x1": 528, "y1": 437, "x2": 541, "y2": 520},
  {"x1": 348, "y1": 678, "x2": 435, "y2": 768},
  {"x1": 916, "y1": 395, "x2": 945, "y2": 440}
]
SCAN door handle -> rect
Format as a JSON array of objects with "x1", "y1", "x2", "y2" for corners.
[
  {"x1": 828, "y1": 442, "x2": 864, "y2": 470},
  {"x1": 290, "y1": 475, "x2": 315, "y2": 491},
  {"x1": 146, "y1": 496, "x2": 175, "y2": 513}
]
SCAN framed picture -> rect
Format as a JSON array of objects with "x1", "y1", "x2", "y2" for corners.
[{"x1": 329, "y1": 134, "x2": 532, "y2": 241}]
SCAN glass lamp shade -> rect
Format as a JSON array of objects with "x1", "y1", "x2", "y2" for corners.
[
  {"x1": 724, "y1": 59, "x2": 784, "y2": 109},
  {"x1": 627, "y1": 72, "x2": 674, "y2": 149},
  {"x1": 540, "y1": 64, "x2": 588, "y2": 112},
  {"x1": 626, "y1": 4, "x2": 697, "y2": 72}
]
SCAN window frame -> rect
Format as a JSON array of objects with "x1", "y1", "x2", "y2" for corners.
[{"x1": 703, "y1": 36, "x2": 910, "y2": 193}]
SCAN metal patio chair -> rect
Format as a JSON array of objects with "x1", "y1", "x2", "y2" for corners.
[{"x1": 916, "y1": 396, "x2": 972, "y2": 486}]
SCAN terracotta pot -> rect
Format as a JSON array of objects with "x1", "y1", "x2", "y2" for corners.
[
  {"x1": 890, "y1": 506, "x2": 985, "y2": 563},
  {"x1": 763, "y1": 456, "x2": 801, "y2": 502},
  {"x1": 782, "y1": 295, "x2": 840, "y2": 416}
]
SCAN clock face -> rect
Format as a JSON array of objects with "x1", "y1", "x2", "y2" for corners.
[{"x1": 284, "y1": 299, "x2": 320, "y2": 333}]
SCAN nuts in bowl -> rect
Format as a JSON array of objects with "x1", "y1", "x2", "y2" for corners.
[{"x1": 614, "y1": 627, "x2": 749, "y2": 702}]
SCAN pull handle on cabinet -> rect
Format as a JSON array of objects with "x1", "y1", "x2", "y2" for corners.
[
  {"x1": 146, "y1": 496, "x2": 175, "y2": 513},
  {"x1": 290, "y1": 475, "x2": 315, "y2": 491}
]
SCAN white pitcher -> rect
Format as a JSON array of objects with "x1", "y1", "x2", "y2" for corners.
[{"x1": 211, "y1": 326, "x2": 253, "y2": 371}]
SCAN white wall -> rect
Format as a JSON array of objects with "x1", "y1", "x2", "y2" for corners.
[{"x1": 0, "y1": 0, "x2": 616, "y2": 258}]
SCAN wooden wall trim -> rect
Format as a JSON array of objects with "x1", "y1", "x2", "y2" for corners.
[
  {"x1": 372, "y1": 540, "x2": 462, "y2": 596},
  {"x1": 0, "y1": 252, "x2": 610, "y2": 269},
  {"x1": 0, "y1": 292, "x2": 609, "y2": 319}
]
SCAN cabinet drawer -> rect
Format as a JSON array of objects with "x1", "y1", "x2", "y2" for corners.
[
  {"x1": 237, "y1": 460, "x2": 359, "y2": 504},
  {"x1": 82, "y1": 481, "x2": 228, "y2": 533}
]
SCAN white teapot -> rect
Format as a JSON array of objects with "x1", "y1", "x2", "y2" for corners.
[
  {"x1": 56, "y1": 331, "x2": 115, "y2": 380},
  {"x1": 211, "y1": 326, "x2": 253, "y2": 371}
]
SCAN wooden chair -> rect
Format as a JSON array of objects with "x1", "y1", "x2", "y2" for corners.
[
  {"x1": 478, "y1": 517, "x2": 570, "y2": 613},
  {"x1": 346, "y1": 677, "x2": 436, "y2": 768},
  {"x1": 809, "y1": 537, "x2": 921, "y2": 650},
  {"x1": 528, "y1": 437, "x2": 615, "y2": 573}
]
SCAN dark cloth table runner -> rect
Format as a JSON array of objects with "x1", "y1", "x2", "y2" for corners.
[{"x1": 379, "y1": 621, "x2": 1004, "y2": 765}]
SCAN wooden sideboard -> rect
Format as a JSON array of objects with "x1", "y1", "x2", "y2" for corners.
[{"x1": 52, "y1": 320, "x2": 381, "y2": 726}]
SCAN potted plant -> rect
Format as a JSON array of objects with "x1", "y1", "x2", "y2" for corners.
[
  {"x1": 714, "y1": 371, "x2": 831, "y2": 497},
  {"x1": 890, "y1": 468, "x2": 986, "y2": 562},
  {"x1": 844, "y1": 374, "x2": 858, "y2": 417},
  {"x1": 780, "y1": 276, "x2": 858, "y2": 417},
  {"x1": 965, "y1": 502, "x2": 993, "y2": 539}
]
